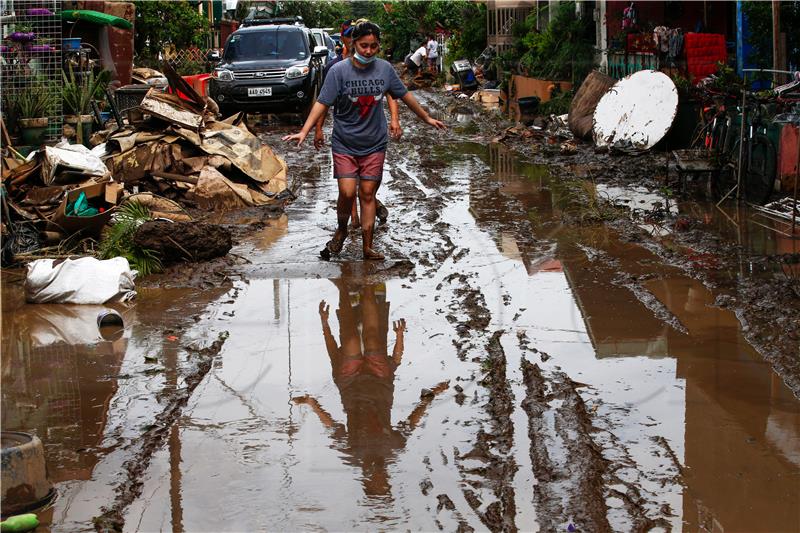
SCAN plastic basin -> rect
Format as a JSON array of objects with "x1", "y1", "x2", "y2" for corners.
[{"x1": 1, "y1": 432, "x2": 55, "y2": 516}]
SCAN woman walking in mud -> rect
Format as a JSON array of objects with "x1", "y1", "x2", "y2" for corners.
[{"x1": 284, "y1": 20, "x2": 446, "y2": 260}]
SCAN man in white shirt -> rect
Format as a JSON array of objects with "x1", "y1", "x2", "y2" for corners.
[
  {"x1": 404, "y1": 44, "x2": 426, "y2": 77},
  {"x1": 426, "y1": 35, "x2": 438, "y2": 74}
]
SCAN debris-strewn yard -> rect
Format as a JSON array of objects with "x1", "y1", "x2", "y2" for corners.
[{"x1": 2, "y1": 89, "x2": 798, "y2": 533}]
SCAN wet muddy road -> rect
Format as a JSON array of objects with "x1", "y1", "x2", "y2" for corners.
[{"x1": 2, "y1": 93, "x2": 799, "y2": 532}]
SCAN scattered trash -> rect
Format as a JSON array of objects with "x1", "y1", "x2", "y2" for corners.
[
  {"x1": 471, "y1": 89, "x2": 501, "y2": 104},
  {"x1": 450, "y1": 60, "x2": 478, "y2": 91},
  {"x1": 41, "y1": 142, "x2": 109, "y2": 185},
  {"x1": 97, "y1": 309, "x2": 125, "y2": 341},
  {"x1": 1, "y1": 59, "x2": 290, "y2": 267},
  {"x1": 48, "y1": 182, "x2": 119, "y2": 237},
  {"x1": 25, "y1": 256, "x2": 136, "y2": 304},
  {"x1": 567, "y1": 523, "x2": 577, "y2": 532},
  {"x1": 593, "y1": 70, "x2": 678, "y2": 153}
]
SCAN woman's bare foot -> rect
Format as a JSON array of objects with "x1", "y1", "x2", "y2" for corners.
[{"x1": 363, "y1": 247, "x2": 385, "y2": 261}]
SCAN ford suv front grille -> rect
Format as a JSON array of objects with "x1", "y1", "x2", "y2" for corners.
[{"x1": 233, "y1": 69, "x2": 286, "y2": 81}]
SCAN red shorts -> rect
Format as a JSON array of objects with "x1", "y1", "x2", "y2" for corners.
[
  {"x1": 332, "y1": 151, "x2": 385, "y2": 182},
  {"x1": 339, "y1": 352, "x2": 393, "y2": 379}
]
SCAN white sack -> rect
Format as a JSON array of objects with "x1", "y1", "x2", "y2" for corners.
[{"x1": 25, "y1": 257, "x2": 137, "y2": 304}]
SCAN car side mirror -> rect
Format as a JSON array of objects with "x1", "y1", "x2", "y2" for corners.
[
  {"x1": 207, "y1": 50, "x2": 221, "y2": 62},
  {"x1": 312, "y1": 45, "x2": 328, "y2": 58}
]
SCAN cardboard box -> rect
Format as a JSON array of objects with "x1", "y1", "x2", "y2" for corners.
[
  {"x1": 105, "y1": 182, "x2": 124, "y2": 204},
  {"x1": 48, "y1": 182, "x2": 118, "y2": 237}
]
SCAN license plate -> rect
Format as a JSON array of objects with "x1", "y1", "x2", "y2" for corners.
[{"x1": 248, "y1": 87, "x2": 272, "y2": 97}]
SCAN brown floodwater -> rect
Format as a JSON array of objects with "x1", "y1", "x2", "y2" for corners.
[{"x1": 1, "y1": 133, "x2": 798, "y2": 532}]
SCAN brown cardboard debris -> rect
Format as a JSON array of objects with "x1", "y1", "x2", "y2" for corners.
[{"x1": 48, "y1": 182, "x2": 117, "y2": 237}]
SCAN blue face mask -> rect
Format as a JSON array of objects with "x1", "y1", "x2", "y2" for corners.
[{"x1": 354, "y1": 51, "x2": 376, "y2": 64}]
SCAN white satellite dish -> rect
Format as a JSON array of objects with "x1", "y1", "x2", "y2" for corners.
[{"x1": 593, "y1": 70, "x2": 679, "y2": 151}]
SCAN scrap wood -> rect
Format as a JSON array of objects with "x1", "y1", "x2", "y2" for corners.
[
  {"x1": 6, "y1": 197, "x2": 44, "y2": 221},
  {"x1": 161, "y1": 59, "x2": 204, "y2": 110},
  {"x1": 1, "y1": 117, "x2": 25, "y2": 162},
  {"x1": 20, "y1": 186, "x2": 67, "y2": 207},
  {"x1": 152, "y1": 171, "x2": 199, "y2": 185},
  {"x1": 123, "y1": 192, "x2": 192, "y2": 222},
  {"x1": 4, "y1": 159, "x2": 41, "y2": 188}
]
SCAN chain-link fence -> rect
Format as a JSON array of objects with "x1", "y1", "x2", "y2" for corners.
[
  {"x1": 1, "y1": 0, "x2": 63, "y2": 141},
  {"x1": 163, "y1": 46, "x2": 219, "y2": 76}
]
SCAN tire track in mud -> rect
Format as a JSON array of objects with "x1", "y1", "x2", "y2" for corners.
[
  {"x1": 519, "y1": 359, "x2": 611, "y2": 532},
  {"x1": 92, "y1": 332, "x2": 229, "y2": 533},
  {"x1": 456, "y1": 331, "x2": 519, "y2": 533},
  {"x1": 517, "y1": 330, "x2": 675, "y2": 533},
  {"x1": 438, "y1": 268, "x2": 518, "y2": 532}
]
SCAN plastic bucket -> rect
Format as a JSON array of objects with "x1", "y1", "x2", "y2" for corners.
[
  {"x1": 62, "y1": 38, "x2": 81, "y2": 51},
  {"x1": 97, "y1": 309, "x2": 124, "y2": 341},
  {"x1": 1, "y1": 432, "x2": 55, "y2": 516},
  {"x1": 517, "y1": 96, "x2": 540, "y2": 116}
]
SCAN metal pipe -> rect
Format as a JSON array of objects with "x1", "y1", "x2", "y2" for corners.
[
  {"x1": 736, "y1": 87, "x2": 747, "y2": 201},
  {"x1": 792, "y1": 129, "x2": 799, "y2": 233},
  {"x1": 741, "y1": 68, "x2": 795, "y2": 75},
  {"x1": 773, "y1": 1, "x2": 782, "y2": 84}
]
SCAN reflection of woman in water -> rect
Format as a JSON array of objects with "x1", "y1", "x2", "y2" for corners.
[{"x1": 293, "y1": 280, "x2": 447, "y2": 497}]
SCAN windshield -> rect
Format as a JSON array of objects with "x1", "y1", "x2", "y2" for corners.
[{"x1": 224, "y1": 29, "x2": 308, "y2": 61}]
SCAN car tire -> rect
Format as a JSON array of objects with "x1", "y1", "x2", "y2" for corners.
[{"x1": 217, "y1": 105, "x2": 234, "y2": 119}]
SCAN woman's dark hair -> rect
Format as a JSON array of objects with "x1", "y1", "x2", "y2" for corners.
[{"x1": 351, "y1": 21, "x2": 381, "y2": 42}]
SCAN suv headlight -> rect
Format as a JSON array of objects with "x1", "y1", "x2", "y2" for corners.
[
  {"x1": 213, "y1": 69, "x2": 234, "y2": 82},
  {"x1": 286, "y1": 66, "x2": 309, "y2": 79}
]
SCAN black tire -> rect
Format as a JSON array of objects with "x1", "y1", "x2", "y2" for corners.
[
  {"x1": 217, "y1": 105, "x2": 234, "y2": 118},
  {"x1": 744, "y1": 135, "x2": 777, "y2": 204}
]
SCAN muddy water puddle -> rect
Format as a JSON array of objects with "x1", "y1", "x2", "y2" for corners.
[{"x1": 2, "y1": 133, "x2": 798, "y2": 531}]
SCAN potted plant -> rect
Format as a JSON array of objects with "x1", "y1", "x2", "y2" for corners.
[
  {"x1": 6, "y1": 23, "x2": 36, "y2": 43},
  {"x1": 15, "y1": 83, "x2": 55, "y2": 146},
  {"x1": 63, "y1": 65, "x2": 110, "y2": 145}
]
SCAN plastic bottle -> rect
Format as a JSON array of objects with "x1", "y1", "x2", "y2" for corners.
[{"x1": 0, "y1": 514, "x2": 39, "y2": 532}]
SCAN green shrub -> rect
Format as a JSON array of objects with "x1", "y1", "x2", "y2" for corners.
[
  {"x1": 100, "y1": 201, "x2": 163, "y2": 276},
  {"x1": 514, "y1": 1, "x2": 594, "y2": 83}
]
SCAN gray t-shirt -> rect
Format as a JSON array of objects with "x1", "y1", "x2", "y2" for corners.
[{"x1": 317, "y1": 58, "x2": 408, "y2": 156}]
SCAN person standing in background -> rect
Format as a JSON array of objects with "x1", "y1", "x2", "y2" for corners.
[{"x1": 426, "y1": 34, "x2": 439, "y2": 75}]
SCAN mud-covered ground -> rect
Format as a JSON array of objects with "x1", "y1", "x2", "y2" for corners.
[
  {"x1": 2, "y1": 89, "x2": 798, "y2": 532},
  {"x1": 479, "y1": 103, "x2": 800, "y2": 398}
]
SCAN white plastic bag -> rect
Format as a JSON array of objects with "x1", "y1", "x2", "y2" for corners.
[
  {"x1": 42, "y1": 142, "x2": 110, "y2": 185},
  {"x1": 25, "y1": 257, "x2": 137, "y2": 304}
]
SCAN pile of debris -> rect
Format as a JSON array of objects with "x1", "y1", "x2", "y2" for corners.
[{"x1": 1, "y1": 62, "x2": 290, "y2": 265}]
